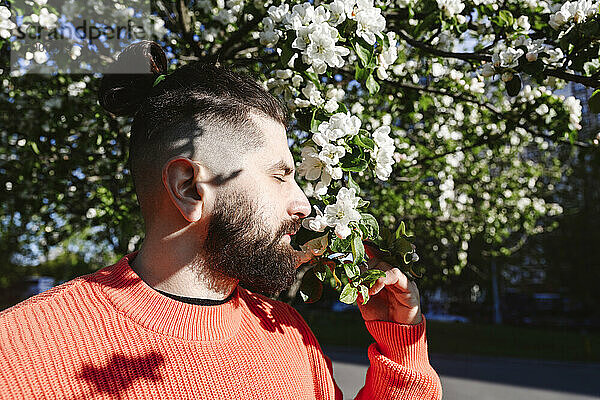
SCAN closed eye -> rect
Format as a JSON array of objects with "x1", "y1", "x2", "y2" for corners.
[{"x1": 273, "y1": 175, "x2": 286, "y2": 182}]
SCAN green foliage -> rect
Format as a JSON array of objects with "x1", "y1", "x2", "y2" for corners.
[{"x1": 1, "y1": 0, "x2": 597, "y2": 311}]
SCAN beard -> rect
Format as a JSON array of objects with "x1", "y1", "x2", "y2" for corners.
[{"x1": 202, "y1": 189, "x2": 301, "y2": 297}]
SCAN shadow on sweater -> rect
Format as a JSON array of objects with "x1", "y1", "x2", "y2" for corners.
[{"x1": 79, "y1": 352, "x2": 165, "y2": 396}]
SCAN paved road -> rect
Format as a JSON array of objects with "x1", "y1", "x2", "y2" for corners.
[{"x1": 324, "y1": 346, "x2": 600, "y2": 400}]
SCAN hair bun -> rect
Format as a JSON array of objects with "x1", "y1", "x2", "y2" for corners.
[{"x1": 98, "y1": 40, "x2": 168, "y2": 117}]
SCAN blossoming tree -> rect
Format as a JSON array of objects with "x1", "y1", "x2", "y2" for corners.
[{"x1": 1, "y1": 0, "x2": 598, "y2": 302}]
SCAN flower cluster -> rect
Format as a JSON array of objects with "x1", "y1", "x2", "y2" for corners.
[
  {"x1": 549, "y1": 0, "x2": 599, "y2": 30},
  {"x1": 372, "y1": 126, "x2": 395, "y2": 180},
  {"x1": 562, "y1": 95, "x2": 582, "y2": 130},
  {"x1": 0, "y1": 6, "x2": 16, "y2": 39},
  {"x1": 297, "y1": 112, "x2": 361, "y2": 195},
  {"x1": 302, "y1": 187, "x2": 362, "y2": 239},
  {"x1": 260, "y1": 0, "x2": 387, "y2": 74},
  {"x1": 480, "y1": 39, "x2": 565, "y2": 79},
  {"x1": 436, "y1": 0, "x2": 465, "y2": 19},
  {"x1": 349, "y1": 0, "x2": 386, "y2": 45},
  {"x1": 376, "y1": 32, "x2": 399, "y2": 80}
]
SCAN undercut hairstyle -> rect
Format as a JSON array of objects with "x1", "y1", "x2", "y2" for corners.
[{"x1": 98, "y1": 41, "x2": 289, "y2": 226}]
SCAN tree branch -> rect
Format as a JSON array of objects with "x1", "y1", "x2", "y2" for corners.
[
  {"x1": 394, "y1": 29, "x2": 600, "y2": 88},
  {"x1": 395, "y1": 29, "x2": 491, "y2": 63}
]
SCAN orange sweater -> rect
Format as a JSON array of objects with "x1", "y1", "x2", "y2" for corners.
[{"x1": 0, "y1": 252, "x2": 442, "y2": 399}]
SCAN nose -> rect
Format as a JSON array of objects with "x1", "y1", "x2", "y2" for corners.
[{"x1": 289, "y1": 181, "x2": 311, "y2": 220}]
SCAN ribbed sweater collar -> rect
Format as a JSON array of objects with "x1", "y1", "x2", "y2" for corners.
[{"x1": 91, "y1": 251, "x2": 242, "y2": 342}]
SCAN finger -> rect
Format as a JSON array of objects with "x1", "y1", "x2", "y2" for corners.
[
  {"x1": 384, "y1": 268, "x2": 410, "y2": 292},
  {"x1": 372, "y1": 268, "x2": 409, "y2": 296},
  {"x1": 369, "y1": 277, "x2": 386, "y2": 296},
  {"x1": 369, "y1": 268, "x2": 401, "y2": 296},
  {"x1": 387, "y1": 281, "x2": 420, "y2": 306}
]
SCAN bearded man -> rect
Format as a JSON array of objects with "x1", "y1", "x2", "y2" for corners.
[{"x1": 0, "y1": 41, "x2": 442, "y2": 399}]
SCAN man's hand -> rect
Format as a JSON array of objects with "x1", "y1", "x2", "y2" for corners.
[{"x1": 357, "y1": 244, "x2": 423, "y2": 325}]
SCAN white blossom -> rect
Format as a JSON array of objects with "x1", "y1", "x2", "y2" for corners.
[
  {"x1": 376, "y1": 32, "x2": 398, "y2": 80},
  {"x1": 298, "y1": 146, "x2": 325, "y2": 181},
  {"x1": 38, "y1": 8, "x2": 58, "y2": 29},
  {"x1": 492, "y1": 47, "x2": 524, "y2": 68},
  {"x1": 67, "y1": 81, "x2": 86, "y2": 96},
  {"x1": 259, "y1": 17, "x2": 281, "y2": 47},
  {"x1": 318, "y1": 143, "x2": 346, "y2": 166},
  {"x1": 352, "y1": 0, "x2": 386, "y2": 45},
  {"x1": 324, "y1": 187, "x2": 362, "y2": 239},
  {"x1": 549, "y1": 0, "x2": 599, "y2": 30},
  {"x1": 33, "y1": 50, "x2": 49, "y2": 64},
  {"x1": 302, "y1": 205, "x2": 330, "y2": 231},
  {"x1": 301, "y1": 81, "x2": 325, "y2": 106},
  {"x1": 563, "y1": 95, "x2": 582, "y2": 129},
  {"x1": 0, "y1": 6, "x2": 16, "y2": 39},
  {"x1": 372, "y1": 125, "x2": 396, "y2": 180},
  {"x1": 515, "y1": 15, "x2": 531, "y2": 31},
  {"x1": 267, "y1": 3, "x2": 289, "y2": 23},
  {"x1": 436, "y1": 0, "x2": 465, "y2": 17},
  {"x1": 315, "y1": 112, "x2": 362, "y2": 145},
  {"x1": 304, "y1": 23, "x2": 350, "y2": 74}
]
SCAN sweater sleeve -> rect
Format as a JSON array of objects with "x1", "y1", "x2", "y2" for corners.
[
  {"x1": 282, "y1": 303, "x2": 441, "y2": 399},
  {"x1": 354, "y1": 315, "x2": 442, "y2": 400}
]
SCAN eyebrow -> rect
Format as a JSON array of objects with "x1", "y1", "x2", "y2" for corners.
[{"x1": 267, "y1": 160, "x2": 295, "y2": 176}]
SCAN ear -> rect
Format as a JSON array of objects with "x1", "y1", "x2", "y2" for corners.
[{"x1": 162, "y1": 157, "x2": 213, "y2": 223}]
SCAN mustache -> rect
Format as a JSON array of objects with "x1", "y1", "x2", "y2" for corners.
[{"x1": 277, "y1": 220, "x2": 301, "y2": 238}]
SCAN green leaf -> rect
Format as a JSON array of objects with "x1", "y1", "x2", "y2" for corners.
[
  {"x1": 152, "y1": 74, "x2": 166, "y2": 87},
  {"x1": 340, "y1": 154, "x2": 368, "y2": 172},
  {"x1": 339, "y1": 283, "x2": 359, "y2": 304},
  {"x1": 310, "y1": 109, "x2": 320, "y2": 132},
  {"x1": 299, "y1": 269, "x2": 323, "y2": 303},
  {"x1": 354, "y1": 39, "x2": 372, "y2": 67},
  {"x1": 359, "y1": 269, "x2": 386, "y2": 285},
  {"x1": 30, "y1": 142, "x2": 40, "y2": 155},
  {"x1": 353, "y1": 134, "x2": 375, "y2": 151},
  {"x1": 589, "y1": 89, "x2": 600, "y2": 113},
  {"x1": 419, "y1": 96, "x2": 434, "y2": 111},
  {"x1": 357, "y1": 198, "x2": 370, "y2": 208},
  {"x1": 330, "y1": 236, "x2": 352, "y2": 253},
  {"x1": 358, "y1": 284, "x2": 370, "y2": 304},
  {"x1": 395, "y1": 221, "x2": 407, "y2": 239},
  {"x1": 351, "y1": 233, "x2": 365, "y2": 266},
  {"x1": 344, "y1": 262, "x2": 360, "y2": 279},
  {"x1": 359, "y1": 213, "x2": 379, "y2": 239},
  {"x1": 355, "y1": 65, "x2": 369, "y2": 82},
  {"x1": 497, "y1": 10, "x2": 514, "y2": 27},
  {"x1": 366, "y1": 74, "x2": 380, "y2": 95},
  {"x1": 348, "y1": 173, "x2": 361, "y2": 194}
]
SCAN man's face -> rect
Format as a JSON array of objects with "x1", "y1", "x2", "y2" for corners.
[{"x1": 202, "y1": 113, "x2": 311, "y2": 296}]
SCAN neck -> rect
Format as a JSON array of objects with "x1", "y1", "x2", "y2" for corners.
[{"x1": 130, "y1": 236, "x2": 238, "y2": 301}]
